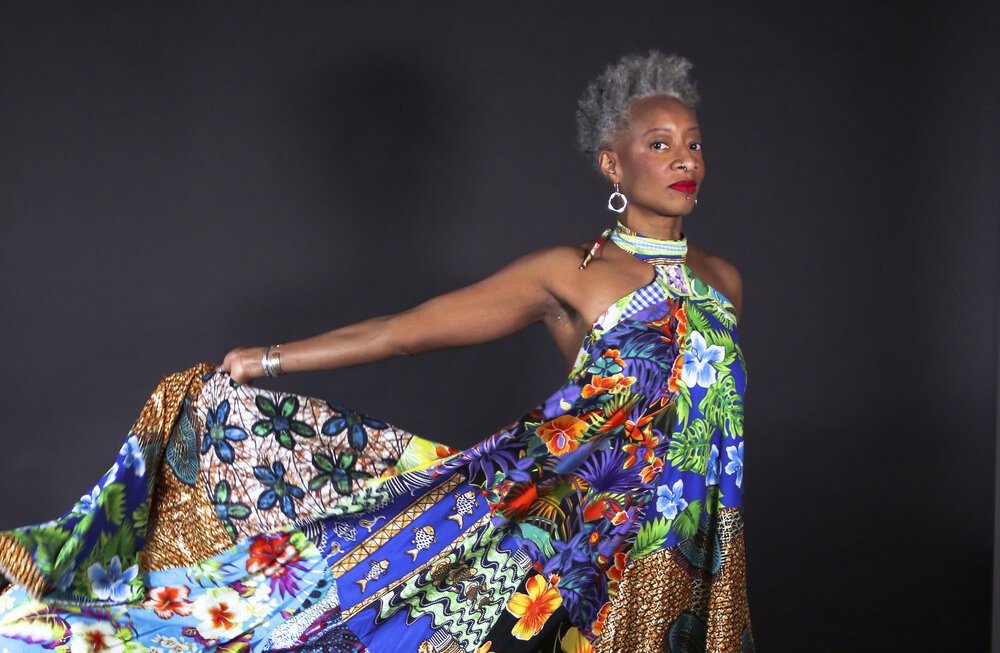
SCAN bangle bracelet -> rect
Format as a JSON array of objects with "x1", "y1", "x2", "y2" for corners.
[{"x1": 261, "y1": 344, "x2": 284, "y2": 378}]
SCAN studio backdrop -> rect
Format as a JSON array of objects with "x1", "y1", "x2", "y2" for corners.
[{"x1": 0, "y1": 2, "x2": 997, "y2": 651}]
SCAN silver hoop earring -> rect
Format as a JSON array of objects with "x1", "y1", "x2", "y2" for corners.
[
  {"x1": 695, "y1": 198, "x2": 699, "y2": 207},
  {"x1": 607, "y1": 182, "x2": 627, "y2": 213}
]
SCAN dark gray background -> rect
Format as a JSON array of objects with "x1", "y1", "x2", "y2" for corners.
[{"x1": 1, "y1": 2, "x2": 997, "y2": 650}]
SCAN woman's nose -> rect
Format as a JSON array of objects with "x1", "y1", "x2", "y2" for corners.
[{"x1": 674, "y1": 155, "x2": 697, "y2": 173}]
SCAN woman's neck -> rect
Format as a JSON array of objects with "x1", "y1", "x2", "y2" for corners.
[{"x1": 620, "y1": 211, "x2": 684, "y2": 240}]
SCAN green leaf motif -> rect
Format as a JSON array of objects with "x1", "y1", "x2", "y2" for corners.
[
  {"x1": 701, "y1": 296, "x2": 737, "y2": 329},
  {"x1": 13, "y1": 526, "x2": 69, "y2": 578},
  {"x1": 227, "y1": 504, "x2": 251, "y2": 520},
  {"x1": 684, "y1": 301, "x2": 713, "y2": 334},
  {"x1": 312, "y1": 453, "x2": 335, "y2": 473},
  {"x1": 667, "y1": 418, "x2": 712, "y2": 474},
  {"x1": 255, "y1": 395, "x2": 277, "y2": 417},
  {"x1": 517, "y1": 523, "x2": 555, "y2": 558},
  {"x1": 673, "y1": 498, "x2": 704, "y2": 540},
  {"x1": 98, "y1": 483, "x2": 127, "y2": 526},
  {"x1": 0, "y1": 608, "x2": 71, "y2": 650},
  {"x1": 278, "y1": 397, "x2": 298, "y2": 419},
  {"x1": 704, "y1": 485, "x2": 721, "y2": 515},
  {"x1": 702, "y1": 327, "x2": 736, "y2": 354},
  {"x1": 675, "y1": 383, "x2": 692, "y2": 429},
  {"x1": 289, "y1": 531, "x2": 319, "y2": 559},
  {"x1": 276, "y1": 432, "x2": 296, "y2": 450},
  {"x1": 699, "y1": 374, "x2": 744, "y2": 439},
  {"x1": 214, "y1": 479, "x2": 232, "y2": 504},
  {"x1": 632, "y1": 517, "x2": 671, "y2": 559},
  {"x1": 51, "y1": 533, "x2": 83, "y2": 576},
  {"x1": 291, "y1": 421, "x2": 316, "y2": 438}
]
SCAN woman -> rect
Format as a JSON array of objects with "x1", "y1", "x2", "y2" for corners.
[{"x1": 0, "y1": 50, "x2": 754, "y2": 653}]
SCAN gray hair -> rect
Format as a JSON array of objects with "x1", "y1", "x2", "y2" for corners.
[{"x1": 575, "y1": 50, "x2": 700, "y2": 172}]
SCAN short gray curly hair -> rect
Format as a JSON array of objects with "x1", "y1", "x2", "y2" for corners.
[{"x1": 575, "y1": 50, "x2": 700, "y2": 172}]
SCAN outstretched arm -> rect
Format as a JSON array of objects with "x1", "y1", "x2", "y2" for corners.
[{"x1": 220, "y1": 248, "x2": 559, "y2": 383}]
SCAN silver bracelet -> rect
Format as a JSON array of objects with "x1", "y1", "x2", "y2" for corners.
[{"x1": 261, "y1": 344, "x2": 283, "y2": 378}]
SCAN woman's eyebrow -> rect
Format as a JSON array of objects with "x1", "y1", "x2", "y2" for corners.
[{"x1": 642, "y1": 126, "x2": 701, "y2": 135}]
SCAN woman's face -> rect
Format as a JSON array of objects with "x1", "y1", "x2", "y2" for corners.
[{"x1": 600, "y1": 95, "x2": 705, "y2": 220}]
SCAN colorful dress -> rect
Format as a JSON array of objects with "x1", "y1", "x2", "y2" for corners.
[{"x1": 0, "y1": 223, "x2": 754, "y2": 653}]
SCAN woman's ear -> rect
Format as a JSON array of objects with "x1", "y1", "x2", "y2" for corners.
[{"x1": 598, "y1": 148, "x2": 620, "y2": 184}]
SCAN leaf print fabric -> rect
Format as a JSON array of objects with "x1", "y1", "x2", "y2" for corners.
[{"x1": 0, "y1": 226, "x2": 754, "y2": 652}]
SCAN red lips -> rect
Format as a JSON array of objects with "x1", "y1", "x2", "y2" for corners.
[{"x1": 669, "y1": 180, "x2": 697, "y2": 193}]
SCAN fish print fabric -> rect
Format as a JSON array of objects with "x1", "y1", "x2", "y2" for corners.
[{"x1": 0, "y1": 224, "x2": 754, "y2": 652}]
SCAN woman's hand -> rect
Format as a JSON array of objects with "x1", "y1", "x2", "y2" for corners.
[{"x1": 219, "y1": 346, "x2": 265, "y2": 385}]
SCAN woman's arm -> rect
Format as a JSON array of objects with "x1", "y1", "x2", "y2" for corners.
[{"x1": 220, "y1": 247, "x2": 561, "y2": 383}]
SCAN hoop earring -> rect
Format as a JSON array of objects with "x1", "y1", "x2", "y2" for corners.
[
  {"x1": 695, "y1": 198, "x2": 699, "y2": 207},
  {"x1": 607, "y1": 182, "x2": 627, "y2": 213}
]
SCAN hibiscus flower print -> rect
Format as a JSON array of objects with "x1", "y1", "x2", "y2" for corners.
[
  {"x1": 656, "y1": 478, "x2": 688, "y2": 519},
  {"x1": 87, "y1": 555, "x2": 139, "y2": 602},
  {"x1": 682, "y1": 330, "x2": 726, "y2": 388},
  {"x1": 246, "y1": 532, "x2": 305, "y2": 597},
  {"x1": 506, "y1": 573, "x2": 563, "y2": 640},
  {"x1": 706, "y1": 444, "x2": 721, "y2": 486},
  {"x1": 536, "y1": 414, "x2": 588, "y2": 456},
  {"x1": 725, "y1": 441, "x2": 744, "y2": 488},
  {"x1": 143, "y1": 584, "x2": 194, "y2": 619},
  {"x1": 69, "y1": 621, "x2": 125, "y2": 653},
  {"x1": 118, "y1": 435, "x2": 146, "y2": 476},
  {"x1": 191, "y1": 586, "x2": 250, "y2": 641}
]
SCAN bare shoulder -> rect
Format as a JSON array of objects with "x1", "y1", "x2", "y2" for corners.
[
  {"x1": 690, "y1": 244, "x2": 744, "y2": 318},
  {"x1": 510, "y1": 242, "x2": 589, "y2": 274}
]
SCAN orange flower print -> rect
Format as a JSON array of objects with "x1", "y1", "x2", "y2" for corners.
[
  {"x1": 581, "y1": 374, "x2": 635, "y2": 399},
  {"x1": 639, "y1": 456, "x2": 665, "y2": 484},
  {"x1": 506, "y1": 573, "x2": 563, "y2": 640},
  {"x1": 605, "y1": 550, "x2": 628, "y2": 593},
  {"x1": 602, "y1": 348, "x2": 625, "y2": 369},
  {"x1": 143, "y1": 584, "x2": 194, "y2": 619},
  {"x1": 247, "y1": 533, "x2": 300, "y2": 577},
  {"x1": 537, "y1": 415, "x2": 587, "y2": 456},
  {"x1": 622, "y1": 416, "x2": 658, "y2": 469},
  {"x1": 590, "y1": 601, "x2": 612, "y2": 637},
  {"x1": 675, "y1": 302, "x2": 688, "y2": 340},
  {"x1": 668, "y1": 352, "x2": 685, "y2": 392}
]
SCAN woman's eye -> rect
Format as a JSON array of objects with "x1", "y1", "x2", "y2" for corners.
[
  {"x1": 689, "y1": 142, "x2": 703, "y2": 151},
  {"x1": 650, "y1": 141, "x2": 668, "y2": 150}
]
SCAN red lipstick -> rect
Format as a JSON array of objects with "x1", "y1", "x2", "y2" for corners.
[{"x1": 669, "y1": 180, "x2": 697, "y2": 193}]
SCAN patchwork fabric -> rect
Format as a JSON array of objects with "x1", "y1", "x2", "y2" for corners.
[{"x1": 0, "y1": 230, "x2": 754, "y2": 652}]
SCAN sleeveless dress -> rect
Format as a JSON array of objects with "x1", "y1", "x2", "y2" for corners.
[{"x1": 0, "y1": 223, "x2": 754, "y2": 653}]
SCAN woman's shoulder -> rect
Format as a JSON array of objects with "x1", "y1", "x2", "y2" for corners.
[
  {"x1": 690, "y1": 243, "x2": 743, "y2": 314},
  {"x1": 516, "y1": 242, "x2": 592, "y2": 269}
]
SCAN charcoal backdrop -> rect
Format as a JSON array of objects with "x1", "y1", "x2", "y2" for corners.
[{"x1": 1, "y1": 2, "x2": 997, "y2": 651}]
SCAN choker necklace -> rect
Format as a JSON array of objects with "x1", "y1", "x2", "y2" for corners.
[{"x1": 579, "y1": 221, "x2": 687, "y2": 269}]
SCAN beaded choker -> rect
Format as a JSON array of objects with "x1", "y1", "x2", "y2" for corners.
[{"x1": 579, "y1": 221, "x2": 688, "y2": 269}]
